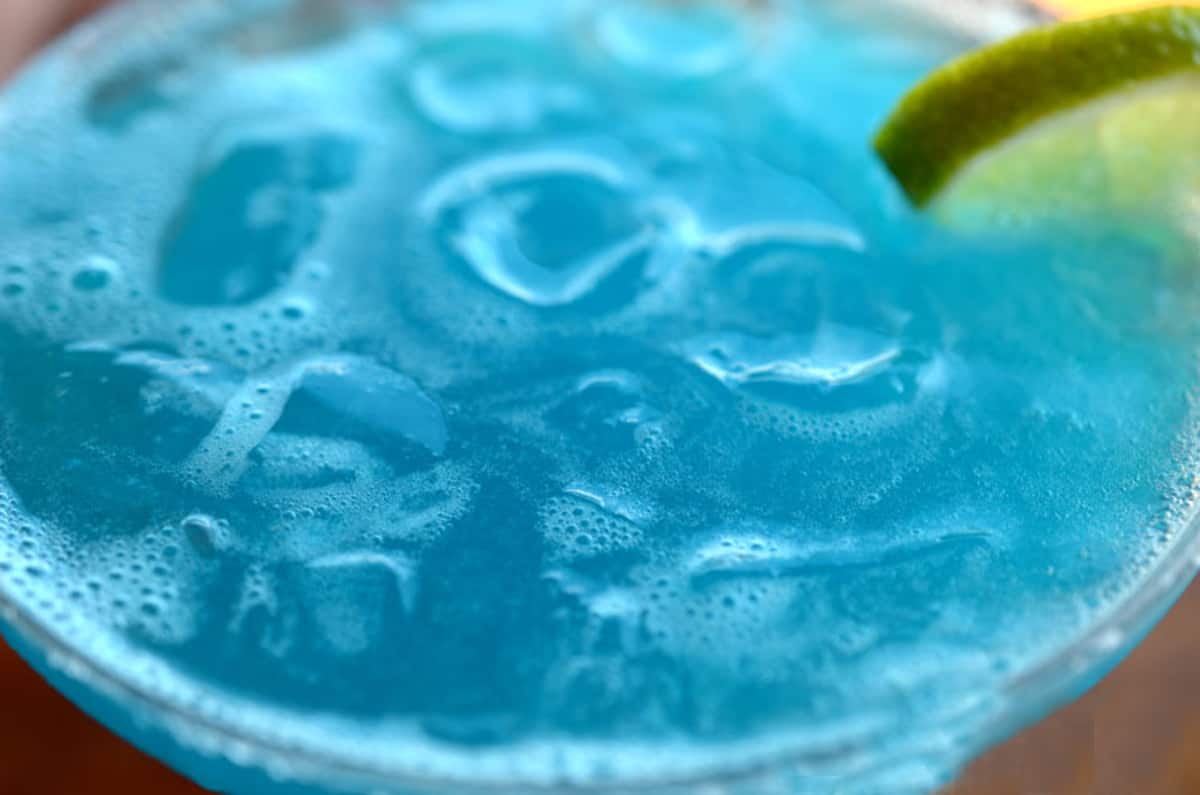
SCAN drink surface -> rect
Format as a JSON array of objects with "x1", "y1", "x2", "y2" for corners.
[{"x1": 0, "y1": 0, "x2": 1198, "y2": 789}]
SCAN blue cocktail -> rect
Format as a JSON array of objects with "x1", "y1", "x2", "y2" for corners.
[{"x1": 0, "y1": 1, "x2": 1198, "y2": 793}]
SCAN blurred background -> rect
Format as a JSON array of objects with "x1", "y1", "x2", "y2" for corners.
[{"x1": 1, "y1": 1, "x2": 1199, "y2": 793}]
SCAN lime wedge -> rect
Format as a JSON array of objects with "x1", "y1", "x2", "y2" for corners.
[{"x1": 874, "y1": 6, "x2": 1200, "y2": 235}]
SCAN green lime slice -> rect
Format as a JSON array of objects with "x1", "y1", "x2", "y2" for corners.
[{"x1": 874, "y1": 6, "x2": 1200, "y2": 235}]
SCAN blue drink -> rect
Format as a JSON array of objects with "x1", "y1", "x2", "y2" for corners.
[{"x1": 0, "y1": 1, "x2": 1197, "y2": 793}]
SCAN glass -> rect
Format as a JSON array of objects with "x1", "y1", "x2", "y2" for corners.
[{"x1": 0, "y1": 1, "x2": 1197, "y2": 794}]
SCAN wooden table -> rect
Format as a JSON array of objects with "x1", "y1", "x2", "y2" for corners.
[
  {"x1": 948, "y1": 582, "x2": 1200, "y2": 795},
  {"x1": 2, "y1": 580, "x2": 1199, "y2": 794}
]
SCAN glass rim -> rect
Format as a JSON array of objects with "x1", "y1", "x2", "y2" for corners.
[{"x1": 1, "y1": 0, "x2": 1197, "y2": 792}]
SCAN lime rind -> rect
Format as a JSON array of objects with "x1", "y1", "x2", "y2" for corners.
[
  {"x1": 932, "y1": 72, "x2": 1200, "y2": 234},
  {"x1": 874, "y1": 6, "x2": 1200, "y2": 208}
]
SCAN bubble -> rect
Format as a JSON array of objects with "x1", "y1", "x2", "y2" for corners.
[
  {"x1": 409, "y1": 33, "x2": 592, "y2": 134},
  {"x1": 420, "y1": 149, "x2": 682, "y2": 308},
  {"x1": 181, "y1": 514, "x2": 232, "y2": 557},
  {"x1": 71, "y1": 256, "x2": 120, "y2": 292},
  {"x1": 540, "y1": 493, "x2": 644, "y2": 562},
  {"x1": 280, "y1": 299, "x2": 311, "y2": 320}
]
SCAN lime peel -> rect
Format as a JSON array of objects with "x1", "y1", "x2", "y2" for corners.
[{"x1": 874, "y1": 6, "x2": 1200, "y2": 209}]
